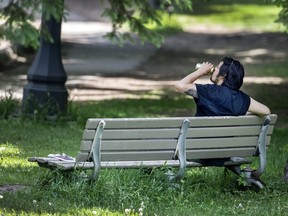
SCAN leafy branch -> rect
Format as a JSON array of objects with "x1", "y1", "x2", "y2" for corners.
[{"x1": 103, "y1": 0, "x2": 192, "y2": 47}]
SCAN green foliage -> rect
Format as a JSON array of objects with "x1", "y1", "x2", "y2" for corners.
[
  {"x1": 0, "y1": 0, "x2": 193, "y2": 48},
  {"x1": 0, "y1": 0, "x2": 65, "y2": 49},
  {"x1": 0, "y1": 1, "x2": 39, "y2": 49},
  {"x1": 22, "y1": 94, "x2": 62, "y2": 122},
  {"x1": 0, "y1": 91, "x2": 20, "y2": 119},
  {"x1": 145, "y1": 11, "x2": 184, "y2": 35},
  {"x1": 41, "y1": 0, "x2": 65, "y2": 22},
  {"x1": 1, "y1": 0, "x2": 287, "y2": 48},
  {"x1": 20, "y1": 92, "x2": 78, "y2": 123},
  {"x1": 266, "y1": 0, "x2": 288, "y2": 30},
  {"x1": 103, "y1": 0, "x2": 192, "y2": 47}
]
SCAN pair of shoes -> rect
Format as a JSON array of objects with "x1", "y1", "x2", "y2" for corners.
[{"x1": 284, "y1": 161, "x2": 288, "y2": 182}]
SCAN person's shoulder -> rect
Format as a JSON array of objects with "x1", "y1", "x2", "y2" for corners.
[
  {"x1": 220, "y1": 85, "x2": 238, "y2": 94},
  {"x1": 237, "y1": 89, "x2": 250, "y2": 97},
  {"x1": 196, "y1": 83, "x2": 216, "y2": 89},
  {"x1": 196, "y1": 84, "x2": 218, "y2": 93}
]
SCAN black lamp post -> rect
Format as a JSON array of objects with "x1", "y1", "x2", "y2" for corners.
[{"x1": 22, "y1": 10, "x2": 68, "y2": 115}]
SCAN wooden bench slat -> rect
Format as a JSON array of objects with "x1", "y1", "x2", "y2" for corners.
[
  {"x1": 98, "y1": 151, "x2": 176, "y2": 161},
  {"x1": 77, "y1": 147, "x2": 255, "y2": 161},
  {"x1": 83, "y1": 128, "x2": 179, "y2": 140},
  {"x1": 82, "y1": 126, "x2": 274, "y2": 140},
  {"x1": 187, "y1": 126, "x2": 274, "y2": 138},
  {"x1": 76, "y1": 153, "x2": 90, "y2": 162},
  {"x1": 86, "y1": 118, "x2": 185, "y2": 129},
  {"x1": 186, "y1": 147, "x2": 256, "y2": 159},
  {"x1": 79, "y1": 136, "x2": 271, "y2": 152},
  {"x1": 85, "y1": 115, "x2": 277, "y2": 129},
  {"x1": 80, "y1": 139, "x2": 177, "y2": 151},
  {"x1": 187, "y1": 136, "x2": 271, "y2": 148}
]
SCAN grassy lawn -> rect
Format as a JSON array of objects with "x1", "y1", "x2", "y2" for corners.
[
  {"x1": 186, "y1": 1, "x2": 284, "y2": 32},
  {"x1": 0, "y1": 93, "x2": 288, "y2": 216},
  {"x1": 1, "y1": 0, "x2": 288, "y2": 215},
  {"x1": 152, "y1": 0, "x2": 285, "y2": 34}
]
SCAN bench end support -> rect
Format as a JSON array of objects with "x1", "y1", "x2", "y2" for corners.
[
  {"x1": 169, "y1": 119, "x2": 190, "y2": 181},
  {"x1": 88, "y1": 120, "x2": 106, "y2": 181},
  {"x1": 254, "y1": 115, "x2": 271, "y2": 177}
]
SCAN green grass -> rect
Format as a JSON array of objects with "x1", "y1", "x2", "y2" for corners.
[
  {"x1": 245, "y1": 61, "x2": 288, "y2": 78},
  {"x1": 153, "y1": 0, "x2": 285, "y2": 34},
  {"x1": 187, "y1": 3, "x2": 284, "y2": 32},
  {"x1": 0, "y1": 93, "x2": 288, "y2": 216}
]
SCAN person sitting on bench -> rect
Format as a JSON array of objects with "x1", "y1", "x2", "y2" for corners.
[
  {"x1": 174, "y1": 56, "x2": 271, "y2": 166},
  {"x1": 174, "y1": 56, "x2": 270, "y2": 117}
]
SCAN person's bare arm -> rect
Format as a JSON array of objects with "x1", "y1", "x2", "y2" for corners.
[
  {"x1": 247, "y1": 97, "x2": 271, "y2": 116},
  {"x1": 174, "y1": 62, "x2": 213, "y2": 98}
]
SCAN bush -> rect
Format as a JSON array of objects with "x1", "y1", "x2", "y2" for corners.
[{"x1": 0, "y1": 91, "x2": 20, "y2": 119}]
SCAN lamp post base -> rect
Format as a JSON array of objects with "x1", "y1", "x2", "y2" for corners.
[{"x1": 23, "y1": 81, "x2": 68, "y2": 115}]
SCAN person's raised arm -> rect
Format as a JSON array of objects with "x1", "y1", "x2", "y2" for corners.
[
  {"x1": 247, "y1": 97, "x2": 271, "y2": 116},
  {"x1": 174, "y1": 62, "x2": 213, "y2": 97}
]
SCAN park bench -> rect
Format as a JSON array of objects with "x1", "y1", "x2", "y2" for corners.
[{"x1": 28, "y1": 114, "x2": 277, "y2": 188}]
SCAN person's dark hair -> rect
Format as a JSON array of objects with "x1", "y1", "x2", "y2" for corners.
[{"x1": 218, "y1": 56, "x2": 244, "y2": 90}]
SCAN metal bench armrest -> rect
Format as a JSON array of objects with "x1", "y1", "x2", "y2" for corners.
[
  {"x1": 254, "y1": 115, "x2": 271, "y2": 177},
  {"x1": 169, "y1": 118, "x2": 190, "y2": 181},
  {"x1": 89, "y1": 120, "x2": 106, "y2": 180}
]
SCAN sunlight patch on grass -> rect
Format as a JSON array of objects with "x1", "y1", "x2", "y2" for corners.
[
  {"x1": 0, "y1": 142, "x2": 31, "y2": 168},
  {"x1": 0, "y1": 142, "x2": 21, "y2": 157},
  {"x1": 176, "y1": 4, "x2": 285, "y2": 32},
  {"x1": 146, "y1": 12, "x2": 184, "y2": 35}
]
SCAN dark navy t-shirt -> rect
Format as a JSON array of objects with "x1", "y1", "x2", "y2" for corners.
[{"x1": 190, "y1": 84, "x2": 251, "y2": 116}]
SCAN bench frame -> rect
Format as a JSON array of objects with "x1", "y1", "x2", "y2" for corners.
[{"x1": 28, "y1": 114, "x2": 276, "y2": 189}]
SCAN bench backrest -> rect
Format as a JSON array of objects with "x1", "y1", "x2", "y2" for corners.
[{"x1": 76, "y1": 114, "x2": 277, "y2": 162}]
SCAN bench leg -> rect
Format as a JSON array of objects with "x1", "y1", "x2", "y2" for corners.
[
  {"x1": 225, "y1": 165, "x2": 265, "y2": 189},
  {"x1": 242, "y1": 167, "x2": 265, "y2": 189},
  {"x1": 88, "y1": 120, "x2": 106, "y2": 181},
  {"x1": 168, "y1": 119, "x2": 190, "y2": 181}
]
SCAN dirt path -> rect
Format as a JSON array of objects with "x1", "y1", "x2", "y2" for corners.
[
  {"x1": 125, "y1": 30, "x2": 288, "y2": 80},
  {"x1": 54, "y1": 30, "x2": 288, "y2": 102},
  {"x1": 1, "y1": 20, "x2": 288, "y2": 99},
  {"x1": 0, "y1": 27, "x2": 287, "y2": 127}
]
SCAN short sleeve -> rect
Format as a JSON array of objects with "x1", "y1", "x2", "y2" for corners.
[{"x1": 194, "y1": 84, "x2": 251, "y2": 116}]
